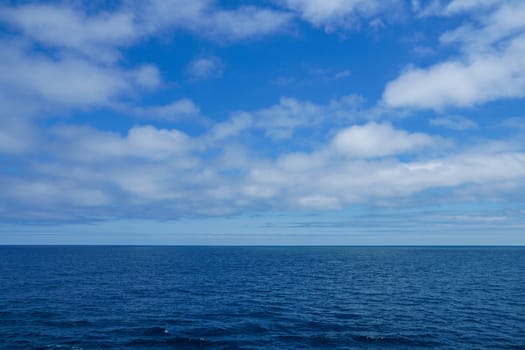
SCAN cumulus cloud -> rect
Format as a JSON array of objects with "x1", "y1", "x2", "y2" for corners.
[
  {"x1": 49, "y1": 125, "x2": 192, "y2": 163},
  {"x1": 383, "y1": 1, "x2": 525, "y2": 109},
  {"x1": 332, "y1": 122, "x2": 437, "y2": 158},
  {"x1": 383, "y1": 39, "x2": 525, "y2": 108},
  {"x1": 245, "y1": 146, "x2": 525, "y2": 210},
  {"x1": 3, "y1": 99, "x2": 523, "y2": 222}
]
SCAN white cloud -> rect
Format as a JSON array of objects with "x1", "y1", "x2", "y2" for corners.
[
  {"x1": 49, "y1": 125, "x2": 192, "y2": 163},
  {"x1": 0, "y1": 1, "x2": 294, "y2": 52},
  {"x1": 383, "y1": 1, "x2": 525, "y2": 109},
  {"x1": 0, "y1": 3, "x2": 137, "y2": 62},
  {"x1": 278, "y1": 0, "x2": 402, "y2": 31},
  {"x1": 332, "y1": 122, "x2": 437, "y2": 158},
  {"x1": 253, "y1": 95, "x2": 365, "y2": 140},
  {"x1": 0, "y1": 42, "x2": 158, "y2": 108},
  {"x1": 136, "y1": 0, "x2": 293, "y2": 42},
  {"x1": 132, "y1": 99, "x2": 203, "y2": 122},
  {"x1": 3, "y1": 179, "x2": 111, "y2": 208},
  {"x1": 187, "y1": 57, "x2": 224, "y2": 80},
  {"x1": 202, "y1": 95, "x2": 366, "y2": 144},
  {"x1": 255, "y1": 97, "x2": 323, "y2": 139},
  {"x1": 207, "y1": 6, "x2": 293, "y2": 41},
  {"x1": 383, "y1": 41, "x2": 525, "y2": 109},
  {"x1": 249, "y1": 145, "x2": 525, "y2": 210},
  {"x1": 207, "y1": 113, "x2": 254, "y2": 143},
  {"x1": 1, "y1": 105, "x2": 524, "y2": 221},
  {"x1": 440, "y1": 1, "x2": 525, "y2": 52}
]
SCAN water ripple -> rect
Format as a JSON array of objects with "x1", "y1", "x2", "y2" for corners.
[{"x1": 0, "y1": 246, "x2": 523, "y2": 349}]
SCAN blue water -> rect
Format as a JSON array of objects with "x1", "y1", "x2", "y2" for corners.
[{"x1": 0, "y1": 246, "x2": 523, "y2": 349}]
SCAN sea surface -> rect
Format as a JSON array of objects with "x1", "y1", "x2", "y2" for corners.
[{"x1": 0, "y1": 246, "x2": 523, "y2": 349}]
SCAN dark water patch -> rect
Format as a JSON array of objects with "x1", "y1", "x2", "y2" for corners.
[
  {"x1": 37, "y1": 319, "x2": 93, "y2": 328},
  {"x1": 142, "y1": 326, "x2": 170, "y2": 336},
  {"x1": 124, "y1": 336, "x2": 235, "y2": 349},
  {"x1": 275, "y1": 333, "x2": 355, "y2": 348}
]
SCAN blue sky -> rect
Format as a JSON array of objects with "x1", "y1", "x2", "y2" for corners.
[{"x1": 1, "y1": 0, "x2": 525, "y2": 244}]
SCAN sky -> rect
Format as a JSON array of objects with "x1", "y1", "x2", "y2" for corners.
[{"x1": 1, "y1": 0, "x2": 525, "y2": 245}]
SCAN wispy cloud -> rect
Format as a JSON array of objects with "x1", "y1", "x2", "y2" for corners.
[
  {"x1": 136, "y1": 0, "x2": 293, "y2": 42},
  {"x1": 0, "y1": 42, "x2": 158, "y2": 108},
  {"x1": 187, "y1": 56, "x2": 224, "y2": 80},
  {"x1": 334, "y1": 70, "x2": 352, "y2": 79},
  {"x1": 430, "y1": 116, "x2": 478, "y2": 130},
  {"x1": 0, "y1": 3, "x2": 136, "y2": 62},
  {"x1": 131, "y1": 99, "x2": 206, "y2": 123},
  {"x1": 277, "y1": 0, "x2": 403, "y2": 32}
]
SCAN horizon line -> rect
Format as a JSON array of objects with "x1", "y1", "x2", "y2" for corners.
[{"x1": 1, "y1": 244, "x2": 524, "y2": 247}]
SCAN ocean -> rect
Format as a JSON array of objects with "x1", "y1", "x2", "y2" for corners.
[{"x1": 0, "y1": 246, "x2": 523, "y2": 349}]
